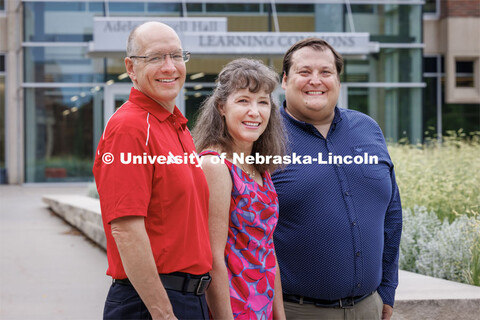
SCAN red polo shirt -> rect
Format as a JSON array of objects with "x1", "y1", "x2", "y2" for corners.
[{"x1": 93, "y1": 88, "x2": 212, "y2": 279}]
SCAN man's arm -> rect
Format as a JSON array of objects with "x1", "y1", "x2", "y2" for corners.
[
  {"x1": 111, "y1": 216, "x2": 177, "y2": 320},
  {"x1": 378, "y1": 168, "x2": 403, "y2": 318}
]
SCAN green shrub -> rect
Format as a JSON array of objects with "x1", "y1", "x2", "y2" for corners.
[{"x1": 400, "y1": 206, "x2": 480, "y2": 286}]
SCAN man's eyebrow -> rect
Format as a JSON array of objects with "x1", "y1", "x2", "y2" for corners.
[
  {"x1": 144, "y1": 49, "x2": 183, "y2": 55},
  {"x1": 295, "y1": 64, "x2": 335, "y2": 71},
  {"x1": 295, "y1": 65, "x2": 311, "y2": 70}
]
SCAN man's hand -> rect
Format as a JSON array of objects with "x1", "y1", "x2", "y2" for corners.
[
  {"x1": 382, "y1": 304, "x2": 393, "y2": 320},
  {"x1": 111, "y1": 216, "x2": 177, "y2": 319}
]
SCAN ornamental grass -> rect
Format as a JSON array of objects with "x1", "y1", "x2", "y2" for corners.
[{"x1": 389, "y1": 130, "x2": 480, "y2": 286}]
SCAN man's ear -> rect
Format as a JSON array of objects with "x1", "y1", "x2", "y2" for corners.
[
  {"x1": 124, "y1": 57, "x2": 136, "y2": 82},
  {"x1": 281, "y1": 72, "x2": 288, "y2": 90}
]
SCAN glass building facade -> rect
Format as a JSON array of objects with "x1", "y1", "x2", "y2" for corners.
[{"x1": 19, "y1": 0, "x2": 425, "y2": 183}]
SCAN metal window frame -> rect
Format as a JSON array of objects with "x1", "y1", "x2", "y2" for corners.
[
  {"x1": 423, "y1": 54, "x2": 442, "y2": 139},
  {"x1": 22, "y1": 82, "x2": 105, "y2": 88},
  {"x1": 423, "y1": 0, "x2": 440, "y2": 20},
  {"x1": 23, "y1": 42, "x2": 89, "y2": 47},
  {"x1": 343, "y1": 82, "x2": 426, "y2": 88},
  {"x1": 379, "y1": 43, "x2": 425, "y2": 49}
]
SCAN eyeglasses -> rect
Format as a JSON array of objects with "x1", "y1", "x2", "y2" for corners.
[{"x1": 129, "y1": 51, "x2": 191, "y2": 64}]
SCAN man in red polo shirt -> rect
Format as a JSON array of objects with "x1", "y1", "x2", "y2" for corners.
[{"x1": 93, "y1": 21, "x2": 212, "y2": 320}]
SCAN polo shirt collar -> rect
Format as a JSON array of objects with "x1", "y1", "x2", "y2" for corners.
[
  {"x1": 281, "y1": 101, "x2": 343, "y2": 131},
  {"x1": 128, "y1": 87, "x2": 188, "y2": 128}
]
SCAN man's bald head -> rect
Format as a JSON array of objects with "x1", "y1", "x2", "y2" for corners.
[{"x1": 126, "y1": 21, "x2": 179, "y2": 57}]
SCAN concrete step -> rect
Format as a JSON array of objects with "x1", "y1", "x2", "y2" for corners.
[
  {"x1": 394, "y1": 270, "x2": 480, "y2": 319},
  {"x1": 42, "y1": 194, "x2": 105, "y2": 250}
]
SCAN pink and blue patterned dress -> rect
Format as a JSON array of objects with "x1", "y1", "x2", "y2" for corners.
[{"x1": 200, "y1": 151, "x2": 279, "y2": 320}]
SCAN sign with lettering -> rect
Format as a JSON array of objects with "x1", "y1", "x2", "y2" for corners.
[
  {"x1": 91, "y1": 17, "x2": 228, "y2": 52},
  {"x1": 89, "y1": 18, "x2": 375, "y2": 55},
  {"x1": 181, "y1": 32, "x2": 372, "y2": 55}
]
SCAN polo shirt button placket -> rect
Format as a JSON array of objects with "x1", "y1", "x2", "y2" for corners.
[{"x1": 170, "y1": 114, "x2": 179, "y2": 130}]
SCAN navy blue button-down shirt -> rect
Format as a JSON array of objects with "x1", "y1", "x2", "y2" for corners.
[{"x1": 272, "y1": 104, "x2": 402, "y2": 306}]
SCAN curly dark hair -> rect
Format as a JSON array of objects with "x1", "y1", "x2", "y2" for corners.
[{"x1": 192, "y1": 58, "x2": 287, "y2": 174}]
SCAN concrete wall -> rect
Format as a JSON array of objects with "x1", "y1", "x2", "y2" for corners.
[
  {"x1": 424, "y1": 15, "x2": 480, "y2": 104},
  {"x1": 443, "y1": 17, "x2": 480, "y2": 104},
  {"x1": 423, "y1": 19, "x2": 441, "y2": 55},
  {"x1": 3, "y1": 0, "x2": 23, "y2": 184}
]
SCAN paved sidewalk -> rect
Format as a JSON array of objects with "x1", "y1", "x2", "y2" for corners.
[{"x1": 0, "y1": 185, "x2": 111, "y2": 320}]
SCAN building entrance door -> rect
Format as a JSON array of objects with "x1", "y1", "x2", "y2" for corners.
[{"x1": 103, "y1": 84, "x2": 131, "y2": 125}]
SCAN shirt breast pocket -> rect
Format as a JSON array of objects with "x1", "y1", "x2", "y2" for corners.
[{"x1": 351, "y1": 145, "x2": 391, "y2": 180}]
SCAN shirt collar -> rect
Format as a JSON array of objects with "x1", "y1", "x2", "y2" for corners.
[
  {"x1": 128, "y1": 87, "x2": 188, "y2": 128},
  {"x1": 281, "y1": 101, "x2": 343, "y2": 129}
]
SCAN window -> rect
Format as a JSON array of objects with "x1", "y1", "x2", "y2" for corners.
[
  {"x1": 44, "y1": 2, "x2": 86, "y2": 11},
  {"x1": 147, "y1": 2, "x2": 181, "y2": 13},
  {"x1": 456, "y1": 60, "x2": 475, "y2": 88},
  {"x1": 424, "y1": 56, "x2": 437, "y2": 73},
  {"x1": 206, "y1": 3, "x2": 260, "y2": 13},
  {"x1": 0, "y1": 54, "x2": 5, "y2": 180},
  {"x1": 424, "y1": 0, "x2": 440, "y2": 18},
  {"x1": 0, "y1": 54, "x2": 4, "y2": 72},
  {"x1": 350, "y1": 5, "x2": 375, "y2": 14},
  {"x1": 109, "y1": 2, "x2": 144, "y2": 13},
  {"x1": 315, "y1": 3, "x2": 422, "y2": 43},
  {"x1": 24, "y1": 46, "x2": 104, "y2": 83},
  {"x1": 25, "y1": 87, "x2": 98, "y2": 182},
  {"x1": 267, "y1": 4, "x2": 314, "y2": 13},
  {"x1": 24, "y1": 2, "x2": 104, "y2": 42},
  {"x1": 0, "y1": 0, "x2": 4, "y2": 11}
]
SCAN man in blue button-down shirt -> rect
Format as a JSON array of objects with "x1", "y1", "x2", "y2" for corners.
[{"x1": 272, "y1": 38, "x2": 402, "y2": 320}]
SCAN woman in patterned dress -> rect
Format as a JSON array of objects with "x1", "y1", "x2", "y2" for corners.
[{"x1": 192, "y1": 58, "x2": 287, "y2": 320}]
